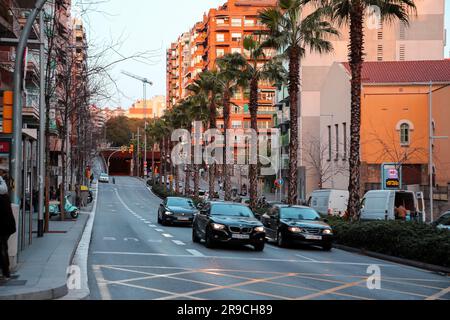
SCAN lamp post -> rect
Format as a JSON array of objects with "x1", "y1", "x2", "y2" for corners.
[{"x1": 321, "y1": 114, "x2": 335, "y2": 189}]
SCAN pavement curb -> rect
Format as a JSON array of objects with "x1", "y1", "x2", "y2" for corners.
[{"x1": 334, "y1": 244, "x2": 450, "y2": 275}]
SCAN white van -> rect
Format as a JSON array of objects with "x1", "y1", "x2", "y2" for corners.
[
  {"x1": 360, "y1": 190, "x2": 425, "y2": 222},
  {"x1": 308, "y1": 189, "x2": 349, "y2": 216}
]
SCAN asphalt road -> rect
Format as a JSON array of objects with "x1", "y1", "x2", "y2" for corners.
[{"x1": 87, "y1": 176, "x2": 450, "y2": 300}]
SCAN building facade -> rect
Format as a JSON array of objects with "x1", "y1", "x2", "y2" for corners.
[{"x1": 320, "y1": 60, "x2": 450, "y2": 200}]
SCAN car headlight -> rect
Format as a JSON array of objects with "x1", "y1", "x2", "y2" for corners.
[
  {"x1": 254, "y1": 226, "x2": 265, "y2": 232},
  {"x1": 288, "y1": 227, "x2": 303, "y2": 233},
  {"x1": 211, "y1": 223, "x2": 226, "y2": 230},
  {"x1": 164, "y1": 211, "x2": 173, "y2": 215},
  {"x1": 322, "y1": 229, "x2": 333, "y2": 235}
]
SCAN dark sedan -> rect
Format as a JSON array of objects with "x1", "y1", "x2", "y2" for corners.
[
  {"x1": 261, "y1": 204, "x2": 333, "y2": 251},
  {"x1": 157, "y1": 197, "x2": 198, "y2": 226},
  {"x1": 192, "y1": 201, "x2": 266, "y2": 251}
]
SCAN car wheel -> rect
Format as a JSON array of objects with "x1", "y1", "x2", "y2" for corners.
[
  {"x1": 192, "y1": 227, "x2": 201, "y2": 243},
  {"x1": 322, "y1": 243, "x2": 332, "y2": 251},
  {"x1": 277, "y1": 231, "x2": 288, "y2": 248},
  {"x1": 254, "y1": 242, "x2": 265, "y2": 252},
  {"x1": 204, "y1": 229, "x2": 216, "y2": 248}
]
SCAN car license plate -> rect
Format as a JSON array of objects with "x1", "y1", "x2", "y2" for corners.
[
  {"x1": 177, "y1": 217, "x2": 189, "y2": 221},
  {"x1": 232, "y1": 234, "x2": 250, "y2": 240},
  {"x1": 305, "y1": 235, "x2": 322, "y2": 240}
]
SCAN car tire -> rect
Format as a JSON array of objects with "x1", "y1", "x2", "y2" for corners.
[
  {"x1": 254, "y1": 242, "x2": 265, "y2": 252},
  {"x1": 204, "y1": 229, "x2": 216, "y2": 249},
  {"x1": 157, "y1": 212, "x2": 162, "y2": 224},
  {"x1": 277, "y1": 231, "x2": 288, "y2": 248},
  {"x1": 192, "y1": 227, "x2": 201, "y2": 243},
  {"x1": 322, "y1": 243, "x2": 332, "y2": 251}
]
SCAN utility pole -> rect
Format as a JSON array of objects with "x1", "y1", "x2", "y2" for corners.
[
  {"x1": 38, "y1": 9, "x2": 46, "y2": 237},
  {"x1": 137, "y1": 128, "x2": 140, "y2": 177}
]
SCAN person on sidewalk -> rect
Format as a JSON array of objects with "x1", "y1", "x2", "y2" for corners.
[{"x1": 0, "y1": 176, "x2": 16, "y2": 280}]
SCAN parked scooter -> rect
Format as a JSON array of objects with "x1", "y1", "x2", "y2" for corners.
[{"x1": 49, "y1": 195, "x2": 79, "y2": 219}]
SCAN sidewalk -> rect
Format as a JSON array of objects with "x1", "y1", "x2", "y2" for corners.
[{"x1": 0, "y1": 203, "x2": 93, "y2": 300}]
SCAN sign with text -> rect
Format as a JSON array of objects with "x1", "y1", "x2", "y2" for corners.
[
  {"x1": 0, "y1": 141, "x2": 10, "y2": 154},
  {"x1": 382, "y1": 163, "x2": 402, "y2": 190}
]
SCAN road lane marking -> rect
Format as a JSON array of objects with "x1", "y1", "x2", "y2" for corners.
[
  {"x1": 426, "y1": 286, "x2": 450, "y2": 300},
  {"x1": 92, "y1": 265, "x2": 112, "y2": 300},
  {"x1": 155, "y1": 229, "x2": 164, "y2": 232},
  {"x1": 149, "y1": 225, "x2": 157, "y2": 227},
  {"x1": 162, "y1": 234, "x2": 173, "y2": 238},
  {"x1": 114, "y1": 189, "x2": 139, "y2": 216},
  {"x1": 124, "y1": 237, "x2": 139, "y2": 242},
  {"x1": 172, "y1": 240, "x2": 186, "y2": 246},
  {"x1": 186, "y1": 249, "x2": 205, "y2": 257},
  {"x1": 296, "y1": 280, "x2": 367, "y2": 300},
  {"x1": 103, "y1": 237, "x2": 116, "y2": 241},
  {"x1": 295, "y1": 254, "x2": 318, "y2": 262},
  {"x1": 92, "y1": 251, "x2": 398, "y2": 267}
]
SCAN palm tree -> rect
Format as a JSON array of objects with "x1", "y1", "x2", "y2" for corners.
[
  {"x1": 260, "y1": 0, "x2": 338, "y2": 205},
  {"x1": 215, "y1": 53, "x2": 248, "y2": 201},
  {"x1": 188, "y1": 71, "x2": 223, "y2": 200},
  {"x1": 312, "y1": 0, "x2": 416, "y2": 218},
  {"x1": 242, "y1": 35, "x2": 287, "y2": 208}
]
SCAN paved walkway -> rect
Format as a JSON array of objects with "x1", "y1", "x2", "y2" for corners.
[{"x1": 0, "y1": 204, "x2": 92, "y2": 300}]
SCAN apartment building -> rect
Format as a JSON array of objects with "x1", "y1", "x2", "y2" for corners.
[
  {"x1": 127, "y1": 95, "x2": 167, "y2": 119},
  {"x1": 166, "y1": 0, "x2": 277, "y2": 131},
  {"x1": 274, "y1": 0, "x2": 446, "y2": 200}
]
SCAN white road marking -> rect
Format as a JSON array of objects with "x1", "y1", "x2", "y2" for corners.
[
  {"x1": 155, "y1": 229, "x2": 164, "y2": 232},
  {"x1": 186, "y1": 249, "x2": 205, "y2": 257},
  {"x1": 114, "y1": 189, "x2": 140, "y2": 216},
  {"x1": 103, "y1": 237, "x2": 116, "y2": 241},
  {"x1": 295, "y1": 254, "x2": 318, "y2": 262},
  {"x1": 92, "y1": 265, "x2": 112, "y2": 300},
  {"x1": 124, "y1": 237, "x2": 139, "y2": 242},
  {"x1": 162, "y1": 234, "x2": 173, "y2": 238},
  {"x1": 172, "y1": 240, "x2": 186, "y2": 246},
  {"x1": 93, "y1": 251, "x2": 399, "y2": 267}
]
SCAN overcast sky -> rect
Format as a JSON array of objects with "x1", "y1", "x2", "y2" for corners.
[{"x1": 77, "y1": 0, "x2": 450, "y2": 109}]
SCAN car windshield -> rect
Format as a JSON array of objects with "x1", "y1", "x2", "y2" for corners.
[
  {"x1": 167, "y1": 198, "x2": 194, "y2": 208},
  {"x1": 211, "y1": 204, "x2": 254, "y2": 217},
  {"x1": 280, "y1": 208, "x2": 321, "y2": 221},
  {"x1": 100, "y1": 174, "x2": 108, "y2": 177}
]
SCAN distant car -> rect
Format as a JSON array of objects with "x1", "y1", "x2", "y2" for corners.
[
  {"x1": 433, "y1": 211, "x2": 450, "y2": 231},
  {"x1": 98, "y1": 173, "x2": 109, "y2": 183},
  {"x1": 260, "y1": 204, "x2": 333, "y2": 251},
  {"x1": 158, "y1": 197, "x2": 198, "y2": 226},
  {"x1": 308, "y1": 189, "x2": 349, "y2": 216},
  {"x1": 192, "y1": 201, "x2": 265, "y2": 251},
  {"x1": 198, "y1": 189, "x2": 209, "y2": 200}
]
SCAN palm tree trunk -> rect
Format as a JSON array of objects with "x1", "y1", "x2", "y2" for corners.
[
  {"x1": 161, "y1": 139, "x2": 166, "y2": 191},
  {"x1": 194, "y1": 165, "x2": 200, "y2": 197},
  {"x1": 288, "y1": 47, "x2": 301, "y2": 205},
  {"x1": 223, "y1": 90, "x2": 232, "y2": 201},
  {"x1": 208, "y1": 99, "x2": 217, "y2": 200},
  {"x1": 347, "y1": 3, "x2": 364, "y2": 219},
  {"x1": 249, "y1": 77, "x2": 259, "y2": 208}
]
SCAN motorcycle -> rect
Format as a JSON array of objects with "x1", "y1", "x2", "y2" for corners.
[{"x1": 49, "y1": 195, "x2": 79, "y2": 219}]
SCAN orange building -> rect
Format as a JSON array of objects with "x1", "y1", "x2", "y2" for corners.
[
  {"x1": 127, "y1": 96, "x2": 167, "y2": 119},
  {"x1": 166, "y1": 0, "x2": 277, "y2": 129},
  {"x1": 320, "y1": 60, "x2": 450, "y2": 194}
]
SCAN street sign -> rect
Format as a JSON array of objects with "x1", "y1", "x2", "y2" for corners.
[{"x1": 381, "y1": 163, "x2": 402, "y2": 190}]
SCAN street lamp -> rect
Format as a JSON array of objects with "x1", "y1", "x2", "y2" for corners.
[
  {"x1": 321, "y1": 114, "x2": 335, "y2": 189},
  {"x1": 121, "y1": 70, "x2": 153, "y2": 178}
]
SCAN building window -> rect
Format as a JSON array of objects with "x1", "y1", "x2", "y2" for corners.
[
  {"x1": 400, "y1": 123, "x2": 410, "y2": 146},
  {"x1": 216, "y1": 34, "x2": 225, "y2": 42},
  {"x1": 231, "y1": 18, "x2": 242, "y2": 27},
  {"x1": 216, "y1": 48, "x2": 225, "y2": 57},
  {"x1": 335, "y1": 124, "x2": 339, "y2": 160},
  {"x1": 327, "y1": 126, "x2": 332, "y2": 161},
  {"x1": 231, "y1": 47, "x2": 242, "y2": 54},
  {"x1": 244, "y1": 19, "x2": 255, "y2": 26},
  {"x1": 343, "y1": 122, "x2": 347, "y2": 160},
  {"x1": 231, "y1": 33, "x2": 242, "y2": 42}
]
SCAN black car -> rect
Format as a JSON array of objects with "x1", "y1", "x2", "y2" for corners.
[
  {"x1": 157, "y1": 197, "x2": 198, "y2": 225},
  {"x1": 261, "y1": 204, "x2": 333, "y2": 251},
  {"x1": 192, "y1": 201, "x2": 266, "y2": 251}
]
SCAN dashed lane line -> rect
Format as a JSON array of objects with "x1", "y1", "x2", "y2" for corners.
[
  {"x1": 186, "y1": 249, "x2": 205, "y2": 257},
  {"x1": 172, "y1": 240, "x2": 186, "y2": 246},
  {"x1": 162, "y1": 234, "x2": 174, "y2": 238}
]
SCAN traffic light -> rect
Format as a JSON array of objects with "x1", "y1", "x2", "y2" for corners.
[
  {"x1": 2, "y1": 91, "x2": 13, "y2": 134},
  {"x1": 129, "y1": 144, "x2": 134, "y2": 154}
]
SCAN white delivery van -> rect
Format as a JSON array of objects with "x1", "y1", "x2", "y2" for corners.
[
  {"x1": 308, "y1": 189, "x2": 349, "y2": 216},
  {"x1": 360, "y1": 190, "x2": 425, "y2": 222}
]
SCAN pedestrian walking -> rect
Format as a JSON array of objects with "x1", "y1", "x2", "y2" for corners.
[{"x1": 0, "y1": 176, "x2": 16, "y2": 280}]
